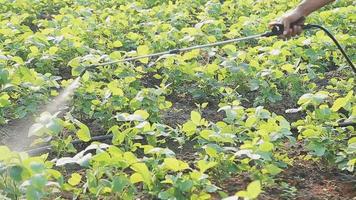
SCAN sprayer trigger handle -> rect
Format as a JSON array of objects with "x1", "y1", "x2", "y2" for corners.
[{"x1": 271, "y1": 17, "x2": 307, "y2": 36}]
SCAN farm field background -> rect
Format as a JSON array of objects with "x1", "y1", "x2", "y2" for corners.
[{"x1": 0, "y1": 0, "x2": 355, "y2": 199}]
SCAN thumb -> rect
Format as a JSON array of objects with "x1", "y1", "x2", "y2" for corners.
[{"x1": 268, "y1": 21, "x2": 279, "y2": 29}]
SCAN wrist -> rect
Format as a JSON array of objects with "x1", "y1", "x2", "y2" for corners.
[{"x1": 295, "y1": 4, "x2": 310, "y2": 16}]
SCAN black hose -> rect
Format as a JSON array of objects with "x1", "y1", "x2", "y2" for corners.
[{"x1": 304, "y1": 24, "x2": 356, "y2": 73}]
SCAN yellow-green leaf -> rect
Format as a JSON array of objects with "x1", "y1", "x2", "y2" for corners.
[
  {"x1": 163, "y1": 158, "x2": 189, "y2": 172},
  {"x1": 245, "y1": 116, "x2": 257, "y2": 128},
  {"x1": 137, "y1": 45, "x2": 150, "y2": 64},
  {"x1": 76, "y1": 123, "x2": 91, "y2": 142},
  {"x1": 197, "y1": 160, "x2": 217, "y2": 173},
  {"x1": 191, "y1": 111, "x2": 201, "y2": 125},
  {"x1": 68, "y1": 57, "x2": 81, "y2": 68},
  {"x1": 281, "y1": 64, "x2": 294, "y2": 73},
  {"x1": 259, "y1": 141, "x2": 274, "y2": 152},
  {"x1": 236, "y1": 180, "x2": 261, "y2": 199},
  {"x1": 68, "y1": 173, "x2": 82, "y2": 186},
  {"x1": 182, "y1": 121, "x2": 197, "y2": 136},
  {"x1": 263, "y1": 164, "x2": 282, "y2": 175},
  {"x1": 130, "y1": 172, "x2": 143, "y2": 184},
  {"x1": 134, "y1": 110, "x2": 149, "y2": 120},
  {"x1": 331, "y1": 91, "x2": 353, "y2": 112},
  {"x1": 48, "y1": 46, "x2": 58, "y2": 55},
  {"x1": 113, "y1": 40, "x2": 123, "y2": 48},
  {"x1": 108, "y1": 81, "x2": 124, "y2": 96},
  {"x1": 30, "y1": 46, "x2": 39, "y2": 55},
  {"x1": 130, "y1": 163, "x2": 152, "y2": 187},
  {"x1": 247, "y1": 181, "x2": 261, "y2": 199},
  {"x1": 348, "y1": 137, "x2": 356, "y2": 144}
]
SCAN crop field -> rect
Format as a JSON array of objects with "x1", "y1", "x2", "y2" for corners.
[{"x1": 0, "y1": 0, "x2": 355, "y2": 199}]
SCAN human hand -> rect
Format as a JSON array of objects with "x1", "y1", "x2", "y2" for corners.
[{"x1": 269, "y1": 9, "x2": 305, "y2": 38}]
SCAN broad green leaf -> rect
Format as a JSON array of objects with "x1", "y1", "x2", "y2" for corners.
[
  {"x1": 191, "y1": 111, "x2": 201, "y2": 125},
  {"x1": 30, "y1": 46, "x2": 39, "y2": 55},
  {"x1": 331, "y1": 91, "x2": 353, "y2": 112},
  {"x1": 205, "y1": 145, "x2": 218, "y2": 158},
  {"x1": 109, "y1": 51, "x2": 121, "y2": 60},
  {"x1": 247, "y1": 181, "x2": 261, "y2": 199},
  {"x1": 259, "y1": 141, "x2": 274, "y2": 152},
  {"x1": 123, "y1": 152, "x2": 138, "y2": 165},
  {"x1": 68, "y1": 57, "x2": 81, "y2": 68},
  {"x1": 281, "y1": 64, "x2": 294, "y2": 73},
  {"x1": 197, "y1": 160, "x2": 217, "y2": 173},
  {"x1": 109, "y1": 125, "x2": 125, "y2": 145},
  {"x1": 130, "y1": 163, "x2": 152, "y2": 187},
  {"x1": 46, "y1": 119, "x2": 62, "y2": 135},
  {"x1": 112, "y1": 175, "x2": 130, "y2": 193},
  {"x1": 263, "y1": 164, "x2": 282, "y2": 175},
  {"x1": 302, "y1": 129, "x2": 319, "y2": 138},
  {"x1": 347, "y1": 159, "x2": 356, "y2": 172},
  {"x1": 163, "y1": 158, "x2": 189, "y2": 172},
  {"x1": 9, "y1": 166, "x2": 23, "y2": 182},
  {"x1": 182, "y1": 121, "x2": 197, "y2": 136},
  {"x1": 200, "y1": 129, "x2": 214, "y2": 140},
  {"x1": 48, "y1": 46, "x2": 58, "y2": 55},
  {"x1": 130, "y1": 172, "x2": 143, "y2": 184},
  {"x1": 108, "y1": 81, "x2": 124, "y2": 96},
  {"x1": 182, "y1": 49, "x2": 200, "y2": 60},
  {"x1": 71, "y1": 65, "x2": 85, "y2": 76},
  {"x1": 0, "y1": 93, "x2": 10, "y2": 107},
  {"x1": 222, "y1": 44, "x2": 236, "y2": 55},
  {"x1": 332, "y1": 97, "x2": 347, "y2": 112},
  {"x1": 134, "y1": 110, "x2": 149, "y2": 120},
  {"x1": 348, "y1": 137, "x2": 356, "y2": 144},
  {"x1": 112, "y1": 40, "x2": 123, "y2": 47},
  {"x1": 236, "y1": 180, "x2": 261, "y2": 199},
  {"x1": 137, "y1": 45, "x2": 150, "y2": 64},
  {"x1": 245, "y1": 116, "x2": 257, "y2": 128},
  {"x1": 68, "y1": 173, "x2": 82, "y2": 186},
  {"x1": 202, "y1": 102, "x2": 209, "y2": 108},
  {"x1": 307, "y1": 142, "x2": 326, "y2": 156},
  {"x1": 76, "y1": 123, "x2": 91, "y2": 142},
  {"x1": 82, "y1": 71, "x2": 90, "y2": 82},
  {"x1": 12, "y1": 56, "x2": 24, "y2": 64},
  {"x1": 47, "y1": 169, "x2": 62, "y2": 180},
  {"x1": 181, "y1": 27, "x2": 199, "y2": 35}
]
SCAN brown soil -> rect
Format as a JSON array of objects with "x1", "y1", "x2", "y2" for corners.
[
  {"x1": 213, "y1": 161, "x2": 356, "y2": 200},
  {"x1": 264, "y1": 161, "x2": 356, "y2": 200},
  {"x1": 163, "y1": 93, "x2": 224, "y2": 127}
]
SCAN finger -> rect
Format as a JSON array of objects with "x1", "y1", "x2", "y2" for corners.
[
  {"x1": 296, "y1": 25, "x2": 303, "y2": 35},
  {"x1": 287, "y1": 28, "x2": 293, "y2": 37},
  {"x1": 291, "y1": 25, "x2": 298, "y2": 37},
  {"x1": 283, "y1": 19, "x2": 290, "y2": 36},
  {"x1": 269, "y1": 21, "x2": 280, "y2": 29}
]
